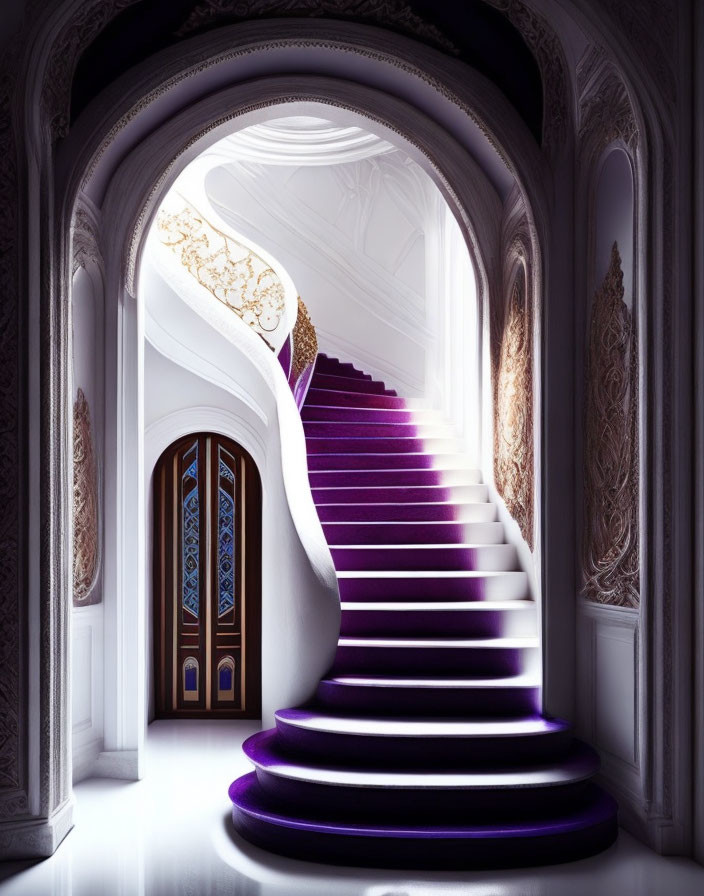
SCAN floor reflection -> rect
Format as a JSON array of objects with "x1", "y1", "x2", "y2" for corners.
[{"x1": 1, "y1": 720, "x2": 703, "y2": 896}]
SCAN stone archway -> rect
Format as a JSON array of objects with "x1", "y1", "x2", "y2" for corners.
[
  {"x1": 19, "y1": 0, "x2": 700, "y2": 856},
  {"x1": 9, "y1": 19, "x2": 558, "y2": 854}
]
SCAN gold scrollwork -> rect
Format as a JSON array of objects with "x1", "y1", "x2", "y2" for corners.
[
  {"x1": 291, "y1": 296, "x2": 318, "y2": 379},
  {"x1": 157, "y1": 203, "x2": 286, "y2": 348},
  {"x1": 73, "y1": 388, "x2": 100, "y2": 604},
  {"x1": 494, "y1": 265, "x2": 534, "y2": 549}
]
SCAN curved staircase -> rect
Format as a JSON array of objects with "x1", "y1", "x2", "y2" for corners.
[{"x1": 229, "y1": 354, "x2": 617, "y2": 868}]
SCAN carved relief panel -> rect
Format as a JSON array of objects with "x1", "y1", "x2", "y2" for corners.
[
  {"x1": 492, "y1": 259, "x2": 534, "y2": 550},
  {"x1": 578, "y1": 56, "x2": 641, "y2": 609},
  {"x1": 73, "y1": 388, "x2": 100, "y2": 605},
  {"x1": 582, "y1": 243, "x2": 639, "y2": 608}
]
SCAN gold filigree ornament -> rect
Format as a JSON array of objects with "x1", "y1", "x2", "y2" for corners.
[
  {"x1": 494, "y1": 265, "x2": 534, "y2": 549},
  {"x1": 291, "y1": 296, "x2": 318, "y2": 379},
  {"x1": 157, "y1": 203, "x2": 285, "y2": 348},
  {"x1": 583, "y1": 242, "x2": 639, "y2": 607},
  {"x1": 73, "y1": 388, "x2": 100, "y2": 604}
]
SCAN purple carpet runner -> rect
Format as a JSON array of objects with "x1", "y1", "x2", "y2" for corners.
[{"x1": 229, "y1": 354, "x2": 618, "y2": 868}]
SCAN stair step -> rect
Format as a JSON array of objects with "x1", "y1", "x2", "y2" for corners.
[
  {"x1": 306, "y1": 436, "x2": 429, "y2": 454},
  {"x1": 303, "y1": 405, "x2": 432, "y2": 424},
  {"x1": 322, "y1": 520, "x2": 505, "y2": 545},
  {"x1": 313, "y1": 355, "x2": 370, "y2": 378},
  {"x1": 275, "y1": 709, "x2": 567, "y2": 765},
  {"x1": 243, "y1": 730, "x2": 599, "y2": 816},
  {"x1": 311, "y1": 373, "x2": 395, "y2": 395},
  {"x1": 331, "y1": 543, "x2": 516, "y2": 572},
  {"x1": 331, "y1": 635, "x2": 539, "y2": 676},
  {"x1": 316, "y1": 501, "x2": 498, "y2": 523},
  {"x1": 339, "y1": 599, "x2": 535, "y2": 637},
  {"x1": 303, "y1": 421, "x2": 456, "y2": 439},
  {"x1": 314, "y1": 484, "x2": 488, "y2": 505},
  {"x1": 309, "y1": 468, "x2": 482, "y2": 487},
  {"x1": 305, "y1": 388, "x2": 406, "y2": 409},
  {"x1": 230, "y1": 773, "x2": 617, "y2": 869},
  {"x1": 316, "y1": 673, "x2": 541, "y2": 716},
  {"x1": 230, "y1": 353, "x2": 619, "y2": 870},
  {"x1": 315, "y1": 355, "x2": 372, "y2": 380},
  {"x1": 337, "y1": 569, "x2": 528, "y2": 601}
]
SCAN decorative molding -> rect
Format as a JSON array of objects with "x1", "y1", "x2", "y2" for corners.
[
  {"x1": 79, "y1": 29, "x2": 524, "y2": 204},
  {"x1": 491, "y1": 193, "x2": 535, "y2": 551},
  {"x1": 40, "y1": 0, "x2": 139, "y2": 139},
  {"x1": 73, "y1": 388, "x2": 101, "y2": 606},
  {"x1": 577, "y1": 47, "x2": 638, "y2": 155},
  {"x1": 212, "y1": 118, "x2": 396, "y2": 166},
  {"x1": 72, "y1": 199, "x2": 103, "y2": 277},
  {"x1": 0, "y1": 36, "x2": 26, "y2": 818},
  {"x1": 92, "y1": 750, "x2": 139, "y2": 781},
  {"x1": 487, "y1": 0, "x2": 570, "y2": 151},
  {"x1": 583, "y1": 242, "x2": 639, "y2": 608},
  {"x1": 493, "y1": 262, "x2": 534, "y2": 549},
  {"x1": 0, "y1": 799, "x2": 73, "y2": 859},
  {"x1": 174, "y1": 0, "x2": 459, "y2": 56},
  {"x1": 592, "y1": 0, "x2": 676, "y2": 106},
  {"x1": 291, "y1": 297, "x2": 317, "y2": 379}
]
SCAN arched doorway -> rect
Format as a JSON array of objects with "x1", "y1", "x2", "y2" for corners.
[{"x1": 152, "y1": 432, "x2": 262, "y2": 718}]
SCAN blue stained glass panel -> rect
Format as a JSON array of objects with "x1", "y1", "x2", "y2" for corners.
[
  {"x1": 184, "y1": 666, "x2": 197, "y2": 691},
  {"x1": 219, "y1": 664, "x2": 233, "y2": 691},
  {"x1": 182, "y1": 443, "x2": 199, "y2": 618},
  {"x1": 218, "y1": 455, "x2": 235, "y2": 617}
]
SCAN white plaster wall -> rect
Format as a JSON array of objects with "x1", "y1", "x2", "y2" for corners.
[
  {"x1": 71, "y1": 265, "x2": 105, "y2": 783},
  {"x1": 204, "y1": 151, "x2": 436, "y2": 397},
  {"x1": 141, "y1": 244, "x2": 340, "y2": 729}
]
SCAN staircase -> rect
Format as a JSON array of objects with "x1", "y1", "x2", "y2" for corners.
[{"x1": 229, "y1": 354, "x2": 617, "y2": 868}]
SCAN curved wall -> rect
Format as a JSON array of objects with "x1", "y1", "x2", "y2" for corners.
[{"x1": 142, "y1": 244, "x2": 341, "y2": 726}]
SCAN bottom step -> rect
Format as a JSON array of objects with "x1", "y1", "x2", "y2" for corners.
[{"x1": 230, "y1": 772, "x2": 618, "y2": 869}]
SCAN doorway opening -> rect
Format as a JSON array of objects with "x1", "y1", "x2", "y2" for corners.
[{"x1": 152, "y1": 432, "x2": 262, "y2": 718}]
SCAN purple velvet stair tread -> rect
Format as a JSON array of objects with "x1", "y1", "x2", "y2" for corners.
[
  {"x1": 232, "y1": 772, "x2": 615, "y2": 836},
  {"x1": 229, "y1": 353, "x2": 617, "y2": 867}
]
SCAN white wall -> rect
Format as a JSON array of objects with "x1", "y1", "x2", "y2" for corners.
[
  {"x1": 141, "y1": 244, "x2": 341, "y2": 729},
  {"x1": 203, "y1": 145, "x2": 476, "y2": 401},
  {"x1": 71, "y1": 264, "x2": 105, "y2": 783}
]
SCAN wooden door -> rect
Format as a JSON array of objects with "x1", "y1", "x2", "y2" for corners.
[{"x1": 153, "y1": 433, "x2": 261, "y2": 718}]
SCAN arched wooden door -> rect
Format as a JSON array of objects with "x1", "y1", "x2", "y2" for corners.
[{"x1": 152, "y1": 433, "x2": 261, "y2": 718}]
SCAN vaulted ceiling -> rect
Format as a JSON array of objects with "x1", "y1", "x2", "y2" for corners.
[{"x1": 70, "y1": 1, "x2": 544, "y2": 143}]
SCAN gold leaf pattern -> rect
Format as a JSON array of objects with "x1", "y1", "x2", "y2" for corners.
[
  {"x1": 157, "y1": 203, "x2": 286, "y2": 348},
  {"x1": 494, "y1": 265, "x2": 534, "y2": 549},
  {"x1": 291, "y1": 296, "x2": 318, "y2": 379},
  {"x1": 73, "y1": 389, "x2": 100, "y2": 605}
]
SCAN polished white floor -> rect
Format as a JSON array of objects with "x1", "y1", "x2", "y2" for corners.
[{"x1": 1, "y1": 720, "x2": 703, "y2": 896}]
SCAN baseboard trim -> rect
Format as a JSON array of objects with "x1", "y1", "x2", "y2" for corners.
[
  {"x1": 0, "y1": 799, "x2": 74, "y2": 860},
  {"x1": 91, "y1": 749, "x2": 140, "y2": 781}
]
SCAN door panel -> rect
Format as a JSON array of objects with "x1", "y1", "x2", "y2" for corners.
[{"x1": 153, "y1": 433, "x2": 261, "y2": 718}]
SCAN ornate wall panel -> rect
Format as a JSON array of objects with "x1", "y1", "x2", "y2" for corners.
[
  {"x1": 291, "y1": 297, "x2": 317, "y2": 380},
  {"x1": 493, "y1": 261, "x2": 534, "y2": 549},
  {"x1": 175, "y1": 0, "x2": 457, "y2": 53},
  {"x1": 72, "y1": 389, "x2": 100, "y2": 606},
  {"x1": 577, "y1": 48, "x2": 638, "y2": 155},
  {"x1": 582, "y1": 243, "x2": 639, "y2": 608},
  {"x1": 578, "y1": 54, "x2": 640, "y2": 610}
]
